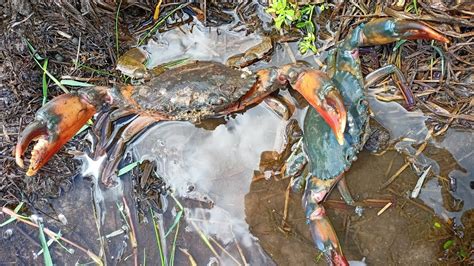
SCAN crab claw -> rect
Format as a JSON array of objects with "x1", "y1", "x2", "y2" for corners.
[
  {"x1": 360, "y1": 18, "x2": 450, "y2": 46},
  {"x1": 15, "y1": 90, "x2": 106, "y2": 176},
  {"x1": 306, "y1": 199, "x2": 349, "y2": 266},
  {"x1": 292, "y1": 70, "x2": 346, "y2": 145}
]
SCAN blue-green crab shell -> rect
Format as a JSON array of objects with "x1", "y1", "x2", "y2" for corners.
[{"x1": 303, "y1": 71, "x2": 369, "y2": 180}]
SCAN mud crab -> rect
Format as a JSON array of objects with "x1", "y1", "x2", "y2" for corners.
[
  {"x1": 15, "y1": 50, "x2": 347, "y2": 186},
  {"x1": 285, "y1": 18, "x2": 448, "y2": 265},
  {"x1": 15, "y1": 16, "x2": 448, "y2": 265}
]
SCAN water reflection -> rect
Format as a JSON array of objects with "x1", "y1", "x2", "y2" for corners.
[
  {"x1": 368, "y1": 88, "x2": 473, "y2": 224},
  {"x1": 132, "y1": 104, "x2": 286, "y2": 264}
]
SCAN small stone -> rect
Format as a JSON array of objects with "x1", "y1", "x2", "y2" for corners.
[{"x1": 3, "y1": 229, "x2": 13, "y2": 239}]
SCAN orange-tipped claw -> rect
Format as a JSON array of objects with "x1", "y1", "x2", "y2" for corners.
[
  {"x1": 292, "y1": 70, "x2": 347, "y2": 145},
  {"x1": 16, "y1": 92, "x2": 99, "y2": 176},
  {"x1": 307, "y1": 205, "x2": 349, "y2": 266},
  {"x1": 360, "y1": 18, "x2": 450, "y2": 46}
]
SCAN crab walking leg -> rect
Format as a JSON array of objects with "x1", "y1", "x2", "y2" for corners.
[
  {"x1": 304, "y1": 176, "x2": 349, "y2": 266},
  {"x1": 15, "y1": 87, "x2": 111, "y2": 176},
  {"x1": 101, "y1": 110, "x2": 138, "y2": 152},
  {"x1": 336, "y1": 176, "x2": 355, "y2": 206},
  {"x1": 91, "y1": 109, "x2": 138, "y2": 158},
  {"x1": 100, "y1": 116, "x2": 158, "y2": 186},
  {"x1": 365, "y1": 64, "x2": 415, "y2": 109}
]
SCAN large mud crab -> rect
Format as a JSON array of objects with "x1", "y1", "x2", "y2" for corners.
[
  {"x1": 16, "y1": 54, "x2": 347, "y2": 186},
  {"x1": 15, "y1": 17, "x2": 448, "y2": 265},
  {"x1": 284, "y1": 18, "x2": 448, "y2": 265}
]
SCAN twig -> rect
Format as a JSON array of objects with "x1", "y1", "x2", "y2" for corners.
[
  {"x1": 209, "y1": 237, "x2": 242, "y2": 266},
  {"x1": 379, "y1": 161, "x2": 410, "y2": 190},
  {"x1": 377, "y1": 202, "x2": 393, "y2": 216},
  {"x1": 280, "y1": 178, "x2": 292, "y2": 231}
]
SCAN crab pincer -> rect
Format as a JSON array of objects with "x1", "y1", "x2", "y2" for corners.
[
  {"x1": 15, "y1": 87, "x2": 110, "y2": 176},
  {"x1": 276, "y1": 63, "x2": 347, "y2": 145},
  {"x1": 358, "y1": 18, "x2": 450, "y2": 46}
]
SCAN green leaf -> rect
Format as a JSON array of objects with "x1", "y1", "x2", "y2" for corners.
[
  {"x1": 320, "y1": 4, "x2": 326, "y2": 12},
  {"x1": 285, "y1": 9, "x2": 295, "y2": 21},
  {"x1": 433, "y1": 222, "x2": 441, "y2": 229},
  {"x1": 266, "y1": 7, "x2": 276, "y2": 13},
  {"x1": 301, "y1": 6, "x2": 311, "y2": 15},
  {"x1": 443, "y1": 239, "x2": 454, "y2": 250},
  {"x1": 60, "y1": 80, "x2": 94, "y2": 87},
  {"x1": 458, "y1": 248, "x2": 468, "y2": 259},
  {"x1": 275, "y1": 17, "x2": 284, "y2": 29},
  {"x1": 306, "y1": 22, "x2": 315, "y2": 33},
  {"x1": 299, "y1": 41, "x2": 309, "y2": 54},
  {"x1": 296, "y1": 21, "x2": 307, "y2": 29}
]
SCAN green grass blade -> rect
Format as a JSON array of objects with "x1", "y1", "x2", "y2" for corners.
[
  {"x1": 42, "y1": 58, "x2": 49, "y2": 105},
  {"x1": 169, "y1": 220, "x2": 180, "y2": 266},
  {"x1": 37, "y1": 231, "x2": 73, "y2": 256},
  {"x1": 165, "y1": 210, "x2": 183, "y2": 238},
  {"x1": 75, "y1": 62, "x2": 115, "y2": 76},
  {"x1": 60, "y1": 80, "x2": 94, "y2": 87},
  {"x1": 150, "y1": 208, "x2": 167, "y2": 266},
  {"x1": 115, "y1": 0, "x2": 122, "y2": 56},
  {"x1": 117, "y1": 161, "x2": 139, "y2": 176},
  {"x1": 75, "y1": 124, "x2": 90, "y2": 136},
  {"x1": 138, "y1": 3, "x2": 191, "y2": 46},
  {"x1": 38, "y1": 222, "x2": 53, "y2": 266},
  {"x1": 169, "y1": 192, "x2": 184, "y2": 210},
  {"x1": 430, "y1": 43, "x2": 445, "y2": 77},
  {"x1": 190, "y1": 221, "x2": 219, "y2": 258},
  {"x1": 393, "y1": 39, "x2": 407, "y2": 52},
  {"x1": 25, "y1": 39, "x2": 44, "y2": 60},
  {"x1": 165, "y1": 193, "x2": 184, "y2": 237},
  {"x1": 413, "y1": 0, "x2": 419, "y2": 15},
  {"x1": 0, "y1": 202, "x2": 26, "y2": 227},
  {"x1": 23, "y1": 37, "x2": 69, "y2": 93}
]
